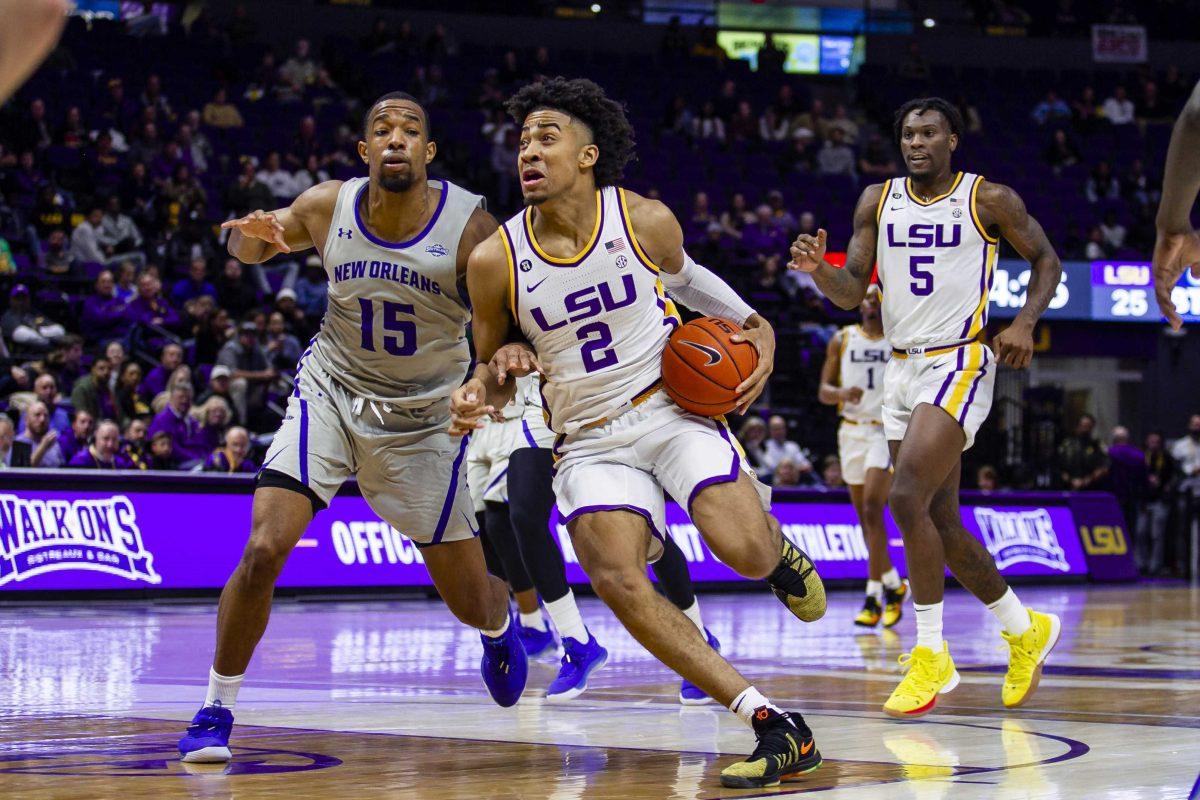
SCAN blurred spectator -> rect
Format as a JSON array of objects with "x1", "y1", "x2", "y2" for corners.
[
  {"x1": 826, "y1": 105, "x2": 860, "y2": 145},
  {"x1": 178, "y1": 116, "x2": 212, "y2": 174},
  {"x1": 1099, "y1": 211, "x2": 1127, "y2": 251},
  {"x1": 662, "y1": 96, "x2": 694, "y2": 139},
  {"x1": 171, "y1": 257, "x2": 218, "y2": 307},
  {"x1": 114, "y1": 261, "x2": 138, "y2": 302},
  {"x1": 4, "y1": 284, "x2": 66, "y2": 355},
  {"x1": 743, "y1": 205, "x2": 788, "y2": 256},
  {"x1": 226, "y1": 158, "x2": 276, "y2": 217},
  {"x1": 766, "y1": 190, "x2": 797, "y2": 235},
  {"x1": 294, "y1": 255, "x2": 328, "y2": 318},
  {"x1": 18, "y1": 98, "x2": 54, "y2": 154},
  {"x1": 152, "y1": 364, "x2": 194, "y2": 413},
  {"x1": 71, "y1": 207, "x2": 123, "y2": 268},
  {"x1": 81, "y1": 270, "x2": 132, "y2": 343},
  {"x1": 46, "y1": 335, "x2": 86, "y2": 390},
  {"x1": 1172, "y1": 414, "x2": 1200, "y2": 487},
  {"x1": 762, "y1": 415, "x2": 812, "y2": 481},
  {"x1": 122, "y1": 417, "x2": 149, "y2": 469},
  {"x1": 292, "y1": 154, "x2": 330, "y2": 196},
  {"x1": 141, "y1": 342, "x2": 182, "y2": 398},
  {"x1": 1123, "y1": 158, "x2": 1160, "y2": 209},
  {"x1": 145, "y1": 429, "x2": 179, "y2": 470},
  {"x1": 757, "y1": 33, "x2": 786, "y2": 75},
  {"x1": 728, "y1": 101, "x2": 758, "y2": 144},
  {"x1": 195, "y1": 307, "x2": 232, "y2": 365},
  {"x1": 60, "y1": 408, "x2": 94, "y2": 463},
  {"x1": 0, "y1": 417, "x2": 31, "y2": 468},
  {"x1": 216, "y1": 258, "x2": 260, "y2": 319},
  {"x1": 690, "y1": 26, "x2": 726, "y2": 63},
  {"x1": 1107, "y1": 425, "x2": 1146, "y2": 538},
  {"x1": 737, "y1": 416, "x2": 770, "y2": 475},
  {"x1": 794, "y1": 99, "x2": 828, "y2": 141},
  {"x1": 99, "y1": 197, "x2": 145, "y2": 264},
  {"x1": 692, "y1": 101, "x2": 725, "y2": 144},
  {"x1": 720, "y1": 193, "x2": 753, "y2": 240},
  {"x1": 816, "y1": 128, "x2": 856, "y2": 178},
  {"x1": 1161, "y1": 64, "x2": 1190, "y2": 111},
  {"x1": 256, "y1": 152, "x2": 295, "y2": 204},
  {"x1": 1072, "y1": 86, "x2": 1100, "y2": 134},
  {"x1": 774, "y1": 458, "x2": 802, "y2": 487},
  {"x1": 218, "y1": 320, "x2": 276, "y2": 424},
  {"x1": 41, "y1": 228, "x2": 73, "y2": 276},
  {"x1": 198, "y1": 364, "x2": 235, "y2": 408},
  {"x1": 265, "y1": 310, "x2": 301, "y2": 369},
  {"x1": 114, "y1": 360, "x2": 151, "y2": 424},
  {"x1": 128, "y1": 272, "x2": 182, "y2": 334},
  {"x1": 190, "y1": 395, "x2": 233, "y2": 458},
  {"x1": 286, "y1": 116, "x2": 321, "y2": 170},
  {"x1": 1101, "y1": 86, "x2": 1135, "y2": 125},
  {"x1": 147, "y1": 382, "x2": 208, "y2": 467},
  {"x1": 1136, "y1": 81, "x2": 1171, "y2": 126},
  {"x1": 68, "y1": 419, "x2": 132, "y2": 469},
  {"x1": 821, "y1": 455, "x2": 845, "y2": 488},
  {"x1": 17, "y1": 400, "x2": 65, "y2": 467},
  {"x1": 1139, "y1": 431, "x2": 1176, "y2": 575},
  {"x1": 1044, "y1": 129, "x2": 1080, "y2": 174},
  {"x1": 279, "y1": 39, "x2": 319, "y2": 101},
  {"x1": 71, "y1": 357, "x2": 118, "y2": 421},
  {"x1": 1084, "y1": 226, "x2": 1107, "y2": 259},
  {"x1": 27, "y1": 373, "x2": 71, "y2": 436},
  {"x1": 859, "y1": 134, "x2": 897, "y2": 179},
  {"x1": 1085, "y1": 161, "x2": 1120, "y2": 203},
  {"x1": 897, "y1": 42, "x2": 930, "y2": 80},
  {"x1": 104, "y1": 341, "x2": 126, "y2": 384},
  {"x1": 1031, "y1": 90, "x2": 1070, "y2": 126},
  {"x1": 977, "y1": 464, "x2": 1000, "y2": 492},
  {"x1": 758, "y1": 105, "x2": 788, "y2": 142},
  {"x1": 714, "y1": 79, "x2": 739, "y2": 121},
  {"x1": 1057, "y1": 413, "x2": 1109, "y2": 490}
]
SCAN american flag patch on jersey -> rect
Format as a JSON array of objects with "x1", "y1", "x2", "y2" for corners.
[
  {"x1": 604, "y1": 238, "x2": 626, "y2": 254},
  {"x1": 950, "y1": 197, "x2": 963, "y2": 205}
]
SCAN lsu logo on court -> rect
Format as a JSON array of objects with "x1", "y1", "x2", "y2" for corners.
[
  {"x1": 973, "y1": 508, "x2": 1070, "y2": 572},
  {"x1": 0, "y1": 494, "x2": 160, "y2": 587},
  {"x1": 1079, "y1": 524, "x2": 1128, "y2": 555}
]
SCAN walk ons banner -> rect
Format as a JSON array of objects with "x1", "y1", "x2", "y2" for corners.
[{"x1": 0, "y1": 474, "x2": 1135, "y2": 591}]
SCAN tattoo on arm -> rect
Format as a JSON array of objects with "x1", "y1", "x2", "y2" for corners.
[
  {"x1": 983, "y1": 182, "x2": 1062, "y2": 326},
  {"x1": 811, "y1": 184, "x2": 881, "y2": 310}
]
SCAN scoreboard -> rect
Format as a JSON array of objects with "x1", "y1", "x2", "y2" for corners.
[{"x1": 986, "y1": 259, "x2": 1200, "y2": 324}]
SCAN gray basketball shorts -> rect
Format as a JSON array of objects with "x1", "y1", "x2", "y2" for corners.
[{"x1": 260, "y1": 358, "x2": 477, "y2": 547}]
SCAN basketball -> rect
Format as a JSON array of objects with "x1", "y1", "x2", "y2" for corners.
[{"x1": 661, "y1": 317, "x2": 759, "y2": 416}]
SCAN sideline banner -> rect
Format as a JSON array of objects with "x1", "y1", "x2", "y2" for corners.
[{"x1": 0, "y1": 475, "x2": 1122, "y2": 592}]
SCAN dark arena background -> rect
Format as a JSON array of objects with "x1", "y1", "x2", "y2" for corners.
[{"x1": 1, "y1": 1, "x2": 1199, "y2": 798}]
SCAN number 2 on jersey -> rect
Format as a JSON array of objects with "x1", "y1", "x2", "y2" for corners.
[
  {"x1": 358, "y1": 298, "x2": 417, "y2": 356},
  {"x1": 577, "y1": 321, "x2": 618, "y2": 373}
]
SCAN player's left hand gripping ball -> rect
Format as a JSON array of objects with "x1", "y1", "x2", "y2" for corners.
[{"x1": 731, "y1": 314, "x2": 775, "y2": 415}]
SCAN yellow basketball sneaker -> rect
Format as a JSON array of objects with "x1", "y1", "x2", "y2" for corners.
[
  {"x1": 882, "y1": 580, "x2": 910, "y2": 628},
  {"x1": 883, "y1": 643, "x2": 960, "y2": 718},
  {"x1": 1000, "y1": 608, "x2": 1061, "y2": 708},
  {"x1": 854, "y1": 595, "x2": 882, "y2": 627},
  {"x1": 767, "y1": 539, "x2": 827, "y2": 622}
]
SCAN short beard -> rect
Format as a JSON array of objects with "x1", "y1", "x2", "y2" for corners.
[
  {"x1": 379, "y1": 173, "x2": 415, "y2": 193},
  {"x1": 523, "y1": 194, "x2": 546, "y2": 206}
]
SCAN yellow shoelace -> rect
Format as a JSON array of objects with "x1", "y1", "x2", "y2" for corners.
[{"x1": 893, "y1": 652, "x2": 945, "y2": 702}]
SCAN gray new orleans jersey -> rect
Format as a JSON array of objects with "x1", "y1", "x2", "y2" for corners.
[{"x1": 309, "y1": 177, "x2": 483, "y2": 406}]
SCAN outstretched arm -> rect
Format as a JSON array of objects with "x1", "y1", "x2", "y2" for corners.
[
  {"x1": 627, "y1": 192, "x2": 773, "y2": 414},
  {"x1": 449, "y1": 232, "x2": 521, "y2": 436},
  {"x1": 221, "y1": 181, "x2": 341, "y2": 263},
  {"x1": 977, "y1": 181, "x2": 1062, "y2": 369},
  {"x1": 788, "y1": 183, "x2": 884, "y2": 310},
  {"x1": 1153, "y1": 80, "x2": 1200, "y2": 329}
]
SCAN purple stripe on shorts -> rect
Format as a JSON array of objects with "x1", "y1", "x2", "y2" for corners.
[
  {"x1": 484, "y1": 466, "x2": 509, "y2": 495},
  {"x1": 959, "y1": 242, "x2": 990, "y2": 338},
  {"x1": 561, "y1": 504, "x2": 666, "y2": 543},
  {"x1": 297, "y1": 398, "x2": 309, "y2": 485},
  {"x1": 292, "y1": 349, "x2": 312, "y2": 398},
  {"x1": 957, "y1": 348, "x2": 990, "y2": 425},
  {"x1": 932, "y1": 347, "x2": 966, "y2": 407},
  {"x1": 521, "y1": 419, "x2": 540, "y2": 449},
  {"x1": 431, "y1": 435, "x2": 471, "y2": 545},
  {"x1": 687, "y1": 419, "x2": 743, "y2": 511}
]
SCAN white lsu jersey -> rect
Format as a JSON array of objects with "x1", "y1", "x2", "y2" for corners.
[
  {"x1": 501, "y1": 186, "x2": 681, "y2": 435},
  {"x1": 875, "y1": 172, "x2": 999, "y2": 351},
  {"x1": 838, "y1": 324, "x2": 889, "y2": 424},
  {"x1": 310, "y1": 177, "x2": 483, "y2": 406}
]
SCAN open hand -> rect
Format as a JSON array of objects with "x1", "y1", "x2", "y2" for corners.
[
  {"x1": 489, "y1": 343, "x2": 542, "y2": 385},
  {"x1": 1152, "y1": 227, "x2": 1200, "y2": 330},
  {"x1": 221, "y1": 209, "x2": 290, "y2": 253},
  {"x1": 788, "y1": 229, "x2": 828, "y2": 273}
]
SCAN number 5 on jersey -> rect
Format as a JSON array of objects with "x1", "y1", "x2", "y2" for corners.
[{"x1": 359, "y1": 298, "x2": 417, "y2": 356}]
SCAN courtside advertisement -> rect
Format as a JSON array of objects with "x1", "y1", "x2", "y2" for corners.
[{"x1": 0, "y1": 486, "x2": 1092, "y2": 591}]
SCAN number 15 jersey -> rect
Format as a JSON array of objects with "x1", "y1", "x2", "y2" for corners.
[
  {"x1": 501, "y1": 186, "x2": 681, "y2": 435},
  {"x1": 875, "y1": 172, "x2": 999, "y2": 350}
]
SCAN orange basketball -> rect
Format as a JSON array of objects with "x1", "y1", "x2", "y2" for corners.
[{"x1": 661, "y1": 317, "x2": 759, "y2": 416}]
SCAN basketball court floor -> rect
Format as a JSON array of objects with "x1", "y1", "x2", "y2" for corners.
[{"x1": 1, "y1": 584, "x2": 1197, "y2": 798}]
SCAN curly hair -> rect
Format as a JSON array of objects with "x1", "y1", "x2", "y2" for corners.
[
  {"x1": 892, "y1": 97, "x2": 963, "y2": 147},
  {"x1": 504, "y1": 77, "x2": 636, "y2": 187}
]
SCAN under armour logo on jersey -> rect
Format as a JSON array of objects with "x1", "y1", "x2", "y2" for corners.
[
  {"x1": 425, "y1": 243, "x2": 448, "y2": 257},
  {"x1": 337, "y1": 228, "x2": 353, "y2": 239},
  {"x1": 519, "y1": 259, "x2": 533, "y2": 272}
]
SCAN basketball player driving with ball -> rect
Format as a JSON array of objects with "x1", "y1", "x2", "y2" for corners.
[
  {"x1": 789, "y1": 97, "x2": 1064, "y2": 719},
  {"x1": 451, "y1": 77, "x2": 827, "y2": 789}
]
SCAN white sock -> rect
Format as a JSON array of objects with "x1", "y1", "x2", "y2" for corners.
[
  {"x1": 730, "y1": 686, "x2": 785, "y2": 727},
  {"x1": 914, "y1": 601, "x2": 944, "y2": 652},
  {"x1": 204, "y1": 667, "x2": 244, "y2": 710},
  {"x1": 544, "y1": 591, "x2": 589, "y2": 643},
  {"x1": 987, "y1": 587, "x2": 1031, "y2": 636},
  {"x1": 680, "y1": 599, "x2": 705, "y2": 634},
  {"x1": 866, "y1": 580, "x2": 883, "y2": 600},
  {"x1": 481, "y1": 614, "x2": 510, "y2": 639},
  {"x1": 881, "y1": 568, "x2": 902, "y2": 590},
  {"x1": 519, "y1": 610, "x2": 548, "y2": 631}
]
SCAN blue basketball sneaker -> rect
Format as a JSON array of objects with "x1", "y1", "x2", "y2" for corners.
[
  {"x1": 178, "y1": 703, "x2": 233, "y2": 762},
  {"x1": 680, "y1": 628, "x2": 721, "y2": 705},
  {"x1": 546, "y1": 632, "x2": 608, "y2": 703},
  {"x1": 517, "y1": 621, "x2": 557, "y2": 658},
  {"x1": 480, "y1": 617, "x2": 528, "y2": 707}
]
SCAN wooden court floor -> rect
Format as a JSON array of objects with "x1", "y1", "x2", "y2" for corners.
[{"x1": 1, "y1": 584, "x2": 1197, "y2": 799}]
